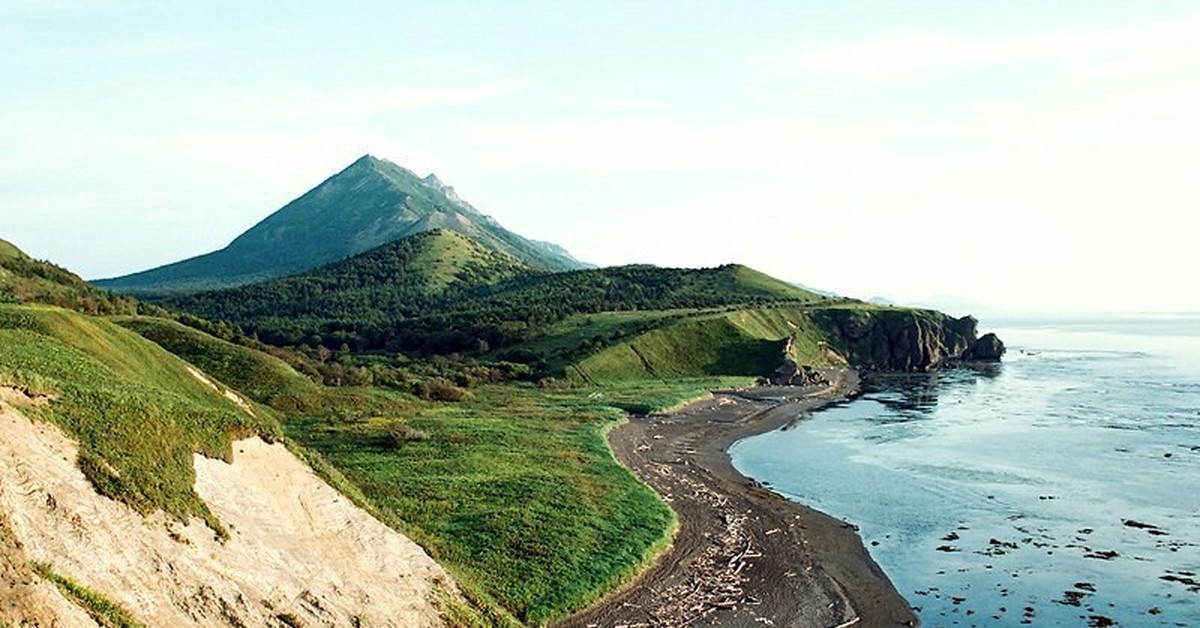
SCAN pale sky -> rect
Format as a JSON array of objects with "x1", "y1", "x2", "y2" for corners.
[{"x1": 3, "y1": 1, "x2": 1199, "y2": 313}]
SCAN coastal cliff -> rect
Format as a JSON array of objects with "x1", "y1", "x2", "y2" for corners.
[
  {"x1": 571, "y1": 304, "x2": 1005, "y2": 383},
  {"x1": 812, "y1": 308, "x2": 1005, "y2": 371}
]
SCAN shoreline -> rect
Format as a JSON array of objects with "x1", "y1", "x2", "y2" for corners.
[{"x1": 558, "y1": 369, "x2": 916, "y2": 627}]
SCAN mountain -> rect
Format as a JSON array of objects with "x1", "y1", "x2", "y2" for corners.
[
  {"x1": 93, "y1": 155, "x2": 589, "y2": 295},
  {"x1": 0, "y1": 238, "x2": 137, "y2": 315}
]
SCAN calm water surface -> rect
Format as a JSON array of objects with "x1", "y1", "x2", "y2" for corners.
[{"x1": 732, "y1": 316, "x2": 1200, "y2": 627}]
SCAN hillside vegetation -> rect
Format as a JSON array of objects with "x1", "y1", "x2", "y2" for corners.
[
  {"x1": 0, "y1": 238, "x2": 137, "y2": 315},
  {"x1": 163, "y1": 236, "x2": 828, "y2": 358},
  {"x1": 0, "y1": 305, "x2": 278, "y2": 532},
  {"x1": 115, "y1": 316, "x2": 327, "y2": 413},
  {"x1": 285, "y1": 382, "x2": 719, "y2": 625},
  {"x1": 163, "y1": 228, "x2": 530, "y2": 350},
  {"x1": 569, "y1": 305, "x2": 835, "y2": 382},
  {"x1": 94, "y1": 155, "x2": 587, "y2": 295},
  {"x1": 116, "y1": 313, "x2": 700, "y2": 625},
  {"x1": 570, "y1": 303, "x2": 982, "y2": 381}
]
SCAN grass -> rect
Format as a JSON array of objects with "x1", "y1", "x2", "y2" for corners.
[
  {"x1": 561, "y1": 304, "x2": 932, "y2": 383},
  {"x1": 114, "y1": 316, "x2": 326, "y2": 413},
  {"x1": 408, "y1": 229, "x2": 526, "y2": 291},
  {"x1": 282, "y1": 380, "x2": 742, "y2": 626},
  {"x1": 569, "y1": 305, "x2": 837, "y2": 383},
  {"x1": 0, "y1": 239, "x2": 25, "y2": 260},
  {"x1": 434, "y1": 580, "x2": 497, "y2": 628},
  {"x1": 0, "y1": 305, "x2": 279, "y2": 532},
  {"x1": 498, "y1": 309, "x2": 703, "y2": 372},
  {"x1": 30, "y1": 561, "x2": 146, "y2": 628}
]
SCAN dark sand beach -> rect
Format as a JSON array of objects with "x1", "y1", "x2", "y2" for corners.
[{"x1": 559, "y1": 370, "x2": 917, "y2": 627}]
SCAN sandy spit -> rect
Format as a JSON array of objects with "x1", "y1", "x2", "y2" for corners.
[{"x1": 558, "y1": 370, "x2": 917, "y2": 628}]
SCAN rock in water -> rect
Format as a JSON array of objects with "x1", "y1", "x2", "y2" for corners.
[{"x1": 966, "y1": 333, "x2": 1006, "y2": 361}]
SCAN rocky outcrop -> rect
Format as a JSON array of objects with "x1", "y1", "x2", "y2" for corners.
[
  {"x1": 770, "y1": 335, "x2": 830, "y2": 386},
  {"x1": 811, "y1": 309, "x2": 1002, "y2": 372},
  {"x1": 965, "y1": 332, "x2": 1006, "y2": 361}
]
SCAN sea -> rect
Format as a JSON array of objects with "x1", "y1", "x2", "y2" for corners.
[{"x1": 731, "y1": 315, "x2": 1200, "y2": 627}]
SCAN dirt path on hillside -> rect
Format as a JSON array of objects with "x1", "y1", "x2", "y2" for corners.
[{"x1": 558, "y1": 371, "x2": 917, "y2": 628}]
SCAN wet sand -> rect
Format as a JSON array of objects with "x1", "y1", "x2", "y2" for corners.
[{"x1": 558, "y1": 370, "x2": 917, "y2": 628}]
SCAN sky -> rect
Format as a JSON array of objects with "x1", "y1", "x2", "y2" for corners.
[{"x1": 3, "y1": 1, "x2": 1199, "y2": 314}]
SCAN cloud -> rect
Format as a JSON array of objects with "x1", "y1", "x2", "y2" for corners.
[{"x1": 773, "y1": 15, "x2": 1200, "y2": 85}]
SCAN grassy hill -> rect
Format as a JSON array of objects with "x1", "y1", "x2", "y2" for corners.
[
  {"x1": 0, "y1": 239, "x2": 136, "y2": 315},
  {"x1": 94, "y1": 155, "x2": 588, "y2": 295},
  {"x1": 114, "y1": 316, "x2": 327, "y2": 413},
  {"x1": 0, "y1": 305, "x2": 278, "y2": 533},
  {"x1": 0, "y1": 239, "x2": 25, "y2": 259},
  {"x1": 567, "y1": 305, "x2": 834, "y2": 382},
  {"x1": 111, "y1": 312, "x2": 696, "y2": 625},
  {"x1": 6, "y1": 232, "x2": 988, "y2": 624}
]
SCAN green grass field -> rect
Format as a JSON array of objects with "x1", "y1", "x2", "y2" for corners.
[{"x1": 283, "y1": 379, "x2": 747, "y2": 625}]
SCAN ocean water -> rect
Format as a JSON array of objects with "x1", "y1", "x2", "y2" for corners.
[{"x1": 731, "y1": 316, "x2": 1200, "y2": 627}]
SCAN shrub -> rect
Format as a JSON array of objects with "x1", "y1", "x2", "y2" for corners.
[
  {"x1": 387, "y1": 423, "x2": 430, "y2": 448},
  {"x1": 413, "y1": 378, "x2": 474, "y2": 402}
]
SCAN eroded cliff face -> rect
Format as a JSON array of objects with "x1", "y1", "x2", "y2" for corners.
[
  {"x1": 0, "y1": 403, "x2": 455, "y2": 628},
  {"x1": 812, "y1": 309, "x2": 1004, "y2": 371}
]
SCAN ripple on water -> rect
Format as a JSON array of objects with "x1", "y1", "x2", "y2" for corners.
[{"x1": 732, "y1": 319, "x2": 1200, "y2": 627}]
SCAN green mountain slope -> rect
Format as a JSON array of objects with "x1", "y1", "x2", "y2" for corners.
[
  {"x1": 93, "y1": 155, "x2": 588, "y2": 295},
  {"x1": 0, "y1": 238, "x2": 137, "y2": 315},
  {"x1": 0, "y1": 244, "x2": 279, "y2": 530},
  {"x1": 0, "y1": 239, "x2": 25, "y2": 260}
]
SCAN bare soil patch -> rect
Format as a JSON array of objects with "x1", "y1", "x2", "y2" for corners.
[{"x1": 0, "y1": 402, "x2": 454, "y2": 627}]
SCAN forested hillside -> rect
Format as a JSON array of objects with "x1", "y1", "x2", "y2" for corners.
[
  {"x1": 163, "y1": 234, "x2": 828, "y2": 357},
  {"x1": 0, "y1": 238, "x2": 136, "y2": 315}
]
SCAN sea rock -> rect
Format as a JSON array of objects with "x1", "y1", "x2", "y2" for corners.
[{"x1": 966, "y1": 333, "x2": 1006, "y2": 361}]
